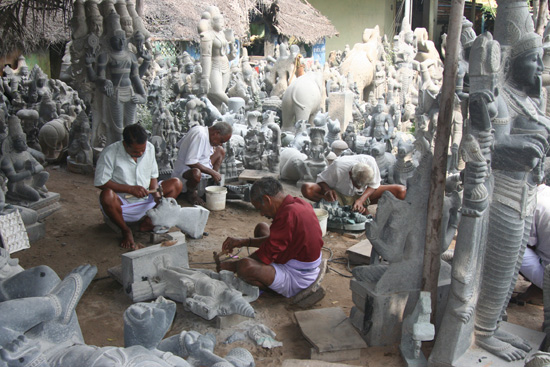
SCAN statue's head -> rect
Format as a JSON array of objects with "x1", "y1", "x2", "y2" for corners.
[
  {"x1": 88, "y1": 15, "x2": 103, "y2": 36},
  {"x1": 110, "y1": 30, "x2": 126, "y2": 51},
  {"x1": 212, "y1": 14, "x2": 224, "y2": 32},
  {"x1": 495, "y1": 0, "x2": 543, "y2": 95},
  {"x1": 121, "y1": 16, "x2": 133, "y2": 38}
]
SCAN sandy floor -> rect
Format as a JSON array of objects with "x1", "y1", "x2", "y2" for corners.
[{"x1": 12, "y1": 166, "x2": 544, "y2": 366}]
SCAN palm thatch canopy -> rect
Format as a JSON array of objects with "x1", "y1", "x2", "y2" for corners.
[
  {"x1": 0, "y1": 0, "x2": 71, "y2": 55},
  {"x1": 144, "y1": 0, "x2": 338, "y2": 45}
]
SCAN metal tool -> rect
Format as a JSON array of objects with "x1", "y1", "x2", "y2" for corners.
[{"x1": 124, "y1": 185, "x2": 164, "y2": 199}]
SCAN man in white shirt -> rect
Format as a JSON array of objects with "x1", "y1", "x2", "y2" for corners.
[
  {"x1": 301, "y1": 154, "x2": 406, "y2": 214},
  {"x1": 95, "y1": 124, "x2": 183, "y2": 250},
  {"x1": 172, "y1": 121, "x2": 232, "y2": 205},
  {"x1": 520, "y1": 183, "x2": 550, "y2": 289}
]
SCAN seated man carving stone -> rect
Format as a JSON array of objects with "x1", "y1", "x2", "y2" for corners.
[
  {"x1": 95, "y1": 124, "x2": 182, "y2": 250},
  {"x1": 219, "y1": 177, "x2": 323, "y2": 298},
  {"x1": 171, "y1": 121, "x2": 232, "y2": 206},
  {"x1": 301, "y1": 154, "x2": 406, "y2": 214}
]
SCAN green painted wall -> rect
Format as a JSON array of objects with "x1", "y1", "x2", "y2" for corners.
[{"x1": 309, "y1": 0, "x2": 397, "y2": 54}]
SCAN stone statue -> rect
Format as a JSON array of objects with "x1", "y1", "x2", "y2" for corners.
[
  {"x1": 67, "y1": 111, "x2": 93, "y2": 173},
  {"x1": 431, "y1": 3, "x2": 550, "y2": 363},
  {"x1": 1, "y1": 116, "x2": 49, "y2": 202},
  {"x1": 367, "y1": 100, "x2": 395, "y2": 142},
  {"x1": 472, "y1": 1, "x2": 550, "y2": 361},
  {"x1": 400, "y1": 291, "x2": 434, "y2": 367},
  {"x1": 198, "y1": 6, "x2": 237, "y2": 111},
  {"x1": 0, "y1": 258, "x2": 254, "y2": 367},
  {"x1": 86, "y1": 17, "x2": 147, "y2": 146}
]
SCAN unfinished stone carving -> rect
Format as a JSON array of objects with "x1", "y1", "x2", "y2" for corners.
[
  {"x1": 400, "y1": 291, "x2": 434, "y2": 367},
  {"x1": 146, "y1": 197, "x2": 209, "y2": 239}
]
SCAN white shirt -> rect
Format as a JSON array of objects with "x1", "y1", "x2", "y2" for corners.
[
  {"x1": 94, "y1": 141, "x2": 158, "y2": 202},
  {"x1": 316, "y1": 155, "x2": 381, "y2": 196},
  {"x1": 172, "y1": 125, "x2": 213, "y2": 179}
]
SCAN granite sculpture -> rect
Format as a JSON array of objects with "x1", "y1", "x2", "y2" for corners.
[
  {"x1": 431, "y1": 2, "x2": 550, "y2": 363},
  {"x1": 400, "y1": 291, "x2": 434, "y2": 367},
  {"x1": 198, "y1": 6, "x2": 237, "y2": 111},
  {"x1": 281, "y1": 72, "x2": 325, "y2": 132},
  {"x1": 1, "y1": 116, "x2": 49, "y2": 202},
  {"x1": 0, "y1": 256, "x2": 254, "y2": 367},
  {"x1": 146, "y1": 197, "x2": 209, "y2": 239}
]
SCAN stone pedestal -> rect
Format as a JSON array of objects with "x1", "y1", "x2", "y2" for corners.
[
  {"x1": 429, "y1": 322, "x2": 545, "y2": 367},
  {"x1": 349, "y1": 279, "x2": 417, "y2": 346},
  {"x1": 10, "y1": 192, "x2": 61, "y2": 221},
  {"x1": 328, "y1": 92, "x2": 354, "y2": 133},
  {"x1": 67, "y1": 157, "x2": 93, "y2": 175}
]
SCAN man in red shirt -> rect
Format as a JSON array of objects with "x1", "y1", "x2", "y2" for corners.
[{"x1": 220, "y1": 177, "x2": 323, "y2": 297}]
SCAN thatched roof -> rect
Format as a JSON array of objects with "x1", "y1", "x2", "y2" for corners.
[
  {"x1": 0, "y1": 0, "x2": 71, "y2": 56},
  {"x1": 144, "y1": 0, "x2": 338, "y2": 45}
]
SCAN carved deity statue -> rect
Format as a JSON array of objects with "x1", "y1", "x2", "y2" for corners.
[
  {"x1": 1, "y1": 116, "x2": 49, "y2": 202},
  {"x1": 473, "y1": 1, "x2": 550, "y2": 361},
  {"x1": 198, "y1": 6, "x2": 236, "y2": 111},
  {"x1": 86, "y1": 26, "x2": 147, "y2": 146}
]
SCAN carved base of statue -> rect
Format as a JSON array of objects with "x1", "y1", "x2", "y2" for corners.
[
  {"x1": 8, "y1": 192, "x2": 61, "y2": 221},
  {"x1": 67, "y1": 157, "x2": 94, "y2": 175},
  {"x1": 305, "y1": 159, "x2": 327, "y2": 181}
]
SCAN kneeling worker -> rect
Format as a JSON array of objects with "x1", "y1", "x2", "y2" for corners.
[
  {"x1": 95, "y1": 124, "x2": 183, "y2": 250},
  {"x1": 219, "y1": 177, "x2": 323, "y2": 298},
  {"x1": 301, "y1": 154, "x2": 406, "y2": 214}
]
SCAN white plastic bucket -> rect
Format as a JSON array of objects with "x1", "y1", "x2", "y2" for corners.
[
  {"x1": 314, "y1": 208, "x2": 328, "y2": 237},
  {"x1": 205, "y1": 186, "x2": 227, "y2": 211}
]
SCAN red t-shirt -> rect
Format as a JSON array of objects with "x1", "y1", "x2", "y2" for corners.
[{"x1": 255, "y1": 195, "x2": 324, "y2": 265}]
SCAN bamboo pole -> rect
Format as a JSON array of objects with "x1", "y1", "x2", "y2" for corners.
[{"x1": 421, "y1": 0, "x2": 465, "y2": 320}]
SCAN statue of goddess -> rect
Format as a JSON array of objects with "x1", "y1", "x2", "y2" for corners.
[{"x1": 198, "y1": 6, "x2": 236, "y2": 111}]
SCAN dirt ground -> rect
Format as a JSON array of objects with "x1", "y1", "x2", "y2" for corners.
[{"x1": 12, "y1": 166, "x2": 545, "y2": 367}]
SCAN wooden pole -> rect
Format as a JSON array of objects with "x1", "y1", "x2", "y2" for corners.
[
  {"x1": 421, "y1": 0, "x2": 465, "y2": 321},
  {"x1": 535, "y1": 0, "x2": 548, "y2": 35},
  {"x1": 471, "y1": 0, "x2": 476, "y2": 25}
]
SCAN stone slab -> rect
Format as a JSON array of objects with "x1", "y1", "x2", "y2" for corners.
[
  {"x1": 430, "y1": 322, "x2": 545, "y2": 367},
  {"x1": 121, "y1": 232, "x2": 188, "y2": 289},
  {"x1": 215, "y1": 313, "x2": 252, "y2": 329},
  {"x1": 310, "y1": 348, "x2": 362, "y2": 363},
  {"x1": 346, "y1": 239, "x2": 372, "y2": 265},
  {"x1": 282, "y1": 360, "x2": 358, "y2": 367},
  {"x1": 238, "y1": 169, "x2": 279, "y2": 181},
  {"x1": 294, "y1": 307, "x2": 367, "y2": 354}
]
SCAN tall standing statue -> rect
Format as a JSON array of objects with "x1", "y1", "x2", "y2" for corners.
[
  {"x1": 431, "y1": 1, "x2": 550, "y2": 364},
  {"x1": 474, "y1": 0, "x2": 550, "y2": 361},
  {"x1": 86, "y1": 24, "x2": 147, "y2": 146},
  {"x1": 198, "y1": 6, "x2": 236, "y2": 111}
]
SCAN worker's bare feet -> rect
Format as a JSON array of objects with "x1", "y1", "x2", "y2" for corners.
[
  {"x1": 121, "y1": 229, "x2": 136, "y2": 249},
  {"x1": 185, "y1": 191, "x2": 206, "y2": 206},
  {"x1": 49, "y1": 264, "x2": 97, "y2": 323}
]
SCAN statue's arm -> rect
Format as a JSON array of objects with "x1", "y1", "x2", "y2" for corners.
[
  {"x1": 199, "y1": 33, "x2": 213, "y2": 92},
  {"x1": 1, "y1": 158, "x2": 32, "y2": 183}
]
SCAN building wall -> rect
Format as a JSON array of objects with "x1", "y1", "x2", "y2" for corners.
[{"x1": 308, "y1": 0, "x2": 397, "y2": 54}]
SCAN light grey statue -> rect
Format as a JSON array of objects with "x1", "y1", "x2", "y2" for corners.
[
  {"x1": 0, "y1": 258, "x2": 254, "y2": 367},
  {"x1": 198, "y1": 6, "x2": 237, "y2": 111}
]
